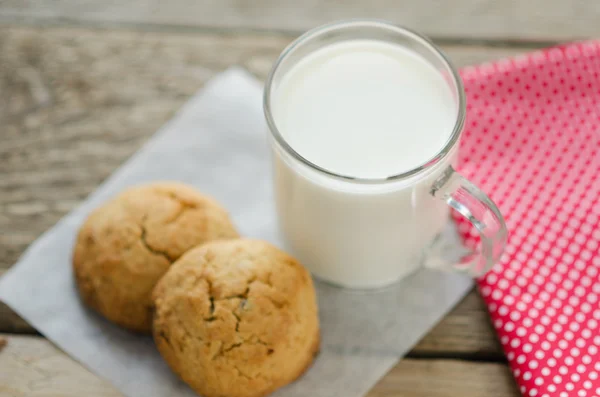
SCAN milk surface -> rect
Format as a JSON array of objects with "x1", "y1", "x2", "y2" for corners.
[
  {"x1": 270, "y1": 40, "x2": 459, "y2": 288},
  {"x1": 272, "y1": 40, "x2": 456, "y2": 179}
]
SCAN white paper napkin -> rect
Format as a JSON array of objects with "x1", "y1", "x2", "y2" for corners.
[{"x1": 0, "y1": 68, "x2": 473, "y2": 397}]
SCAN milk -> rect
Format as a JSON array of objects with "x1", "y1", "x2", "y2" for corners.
[
  {"x1": 272, "y1": 40, "x2": 456, "y2": 178},
  {"x1": 270, "y1": 40, "x2": 459, "y2": 288}
]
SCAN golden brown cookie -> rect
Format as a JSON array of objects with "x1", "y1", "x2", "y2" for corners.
[
  {"x1": 152, "y1": 239, "x2": 320, "y2": 397},
  {"x1": 73, "y1": 182, "x2": 239, "y2": 333}
]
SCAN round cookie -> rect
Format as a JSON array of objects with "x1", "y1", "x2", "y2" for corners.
[
  {"x1": 152, "y1": 239, "x2": 320, "y2": 397},
  {"x1": 73, "y1": 182, "x2": 239, "y2": 333}
]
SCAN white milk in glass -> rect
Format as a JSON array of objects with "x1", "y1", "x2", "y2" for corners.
[{"x1": 270, "y1": 40, "x2": 458, "y2": 288}]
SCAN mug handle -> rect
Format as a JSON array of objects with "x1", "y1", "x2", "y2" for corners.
[{"x1": 425, "y1": 166, "x2": 508, "y2": 276}]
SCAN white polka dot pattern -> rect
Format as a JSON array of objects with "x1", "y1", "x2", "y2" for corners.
[{"x1": 457, "y1": 41, "x2": 600, "y2": 396}]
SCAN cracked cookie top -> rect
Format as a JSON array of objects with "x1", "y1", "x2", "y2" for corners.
[
  {"x1": 152, "y1": 239, "x2": 320, "y2": 397},
  {"x1": 72, "y1": 181, "x2": 239, "y2": 333}
]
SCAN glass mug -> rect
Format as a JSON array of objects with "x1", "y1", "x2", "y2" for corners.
[{"x1": 263, "y1": 20, "x2": 507, "y2": 289}]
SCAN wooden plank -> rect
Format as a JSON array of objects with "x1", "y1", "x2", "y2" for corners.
[
  {"x1": 0, "y1": 293, "x2": 500, "y2": 354},
  {"x1": 0, "y1": 26, "x2": 516, "y2": 355},
  {"x1": 0, "y1": 25, "x2": 532, "y2": 269},
  {"x1": 0, "y1": 305, "x2": 32, "y2": 335},
  {"x1": 0, "y1": 0, "x2": 599, "y2": 42},
  {"x1": 0, "y1": 334, "x2": 120, "y2": 396},
  {"x1": 0, "y1": 271, "x2": 33, "y2": 335},
  {"x1": 0, "y1": 269, "x2": 499, "y2": 354},
  {"x1": 0, "y1": 334, "x2": 519, "y2": 397},
  {"x1": 368, "y1": 359, "x2": 519, "y2": 397},
  {"x1": 415, "y1": 289, "x2": 500, "y2": 358}
]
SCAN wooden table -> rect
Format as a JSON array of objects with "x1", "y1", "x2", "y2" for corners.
[{"x1": 1, "y1": 2, "x2": 598, "y2": 396}]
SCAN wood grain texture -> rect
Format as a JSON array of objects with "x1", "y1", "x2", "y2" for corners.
[
  {"x1": 0, "y1": 25, "x2": 533, "y2": 270},
  {"x1": 368, "y1": 359, "x2": 520, "y2": 397},
  {"x1": 0, "y1": 25, "x2": 521, "y2": 357},
  {"x1": 0, "y1": 270, "x2": 33, "y2": 335},
  {"x1": 0, "y1": 304, "x2": 31, "y2": 335},
  {"x1": 0, "y1": 334, "x2": 519, "y2": 397},
  {"x1": 0, "y1": 288, "x2": 501, "y2": 355},
  {"x1": 0, "y1": 0, "x2": 599, "y2": 41},
  {"x1": 0, "y1": 334, "x2": 120, "y2": 397},
  {"x1": 0, "y1": 275, "x2": 500, "y2": 356},
  {"x1": 414, "y1": 289, "x2": 501, "y2": 358}
]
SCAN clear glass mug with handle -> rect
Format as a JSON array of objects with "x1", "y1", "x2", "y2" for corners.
[{"x1": 263, "y1": 20, "x2": 508, "y2": 289}]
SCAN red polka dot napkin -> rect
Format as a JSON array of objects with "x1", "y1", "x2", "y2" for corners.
[{"x1": 455, "y1": 41, "x2": 600, "y2": 397}]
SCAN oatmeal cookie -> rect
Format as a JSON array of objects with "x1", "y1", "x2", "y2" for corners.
[
  {"x1": 152, "y1": 239, "x2": 320, "y2": 397},
  {"x1": 73, "y1": 182, "x2": 239, "y2": 333}
]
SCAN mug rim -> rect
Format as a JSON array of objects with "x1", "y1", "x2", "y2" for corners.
[{"x1": 263, "y1": 19, "x2": 467, "y2": 184}]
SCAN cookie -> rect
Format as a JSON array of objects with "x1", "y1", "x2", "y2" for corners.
[
  {"x1": 73, "y1": 182, "x2": 239, "y2": 333},
  {"x1": 152, "y1": 239, "x2": 320, "y2": 397}
]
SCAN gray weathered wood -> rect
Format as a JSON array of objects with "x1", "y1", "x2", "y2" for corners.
[
  {"x1": 0, "y1": 269, "x2": 497, "y2": 354},
  {"x1": 0, "y1": 25, "x2": 518, "y2": 356},
  {"x1": 0, "y1": 25, "x2": 532, "y2": 269},
  {"x1": 368, "y1": 358, "x2": 519, "y2": 397},
  {"x1": 0, "y1": 304, "x2": 32, "y2": 335},
  {"x1": 415, "y1": 289, "x2": 500, "y2": 357},
  {"x1": 1, "y1": 0, "x2": 599, "y2": 41},
  {"x1": 0, "y1": 25, "x2": 518, "y2": 357},
  {"x1": 0, "y1": 334, "x2": 519, "y2": 397},
  {"x1": 0, "y1": 265, "x2": 499, "y2": 355},
  {"x1": 0, "y1": 289, "x2": 500, "y2": 357},
  {"x1": 0, "y1": 334, "x2": 120, "y2": 396},
  {"x1": 0, "y1": 270, "x2": 33, "y2": 334}
]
